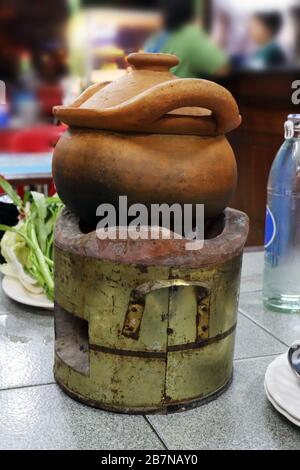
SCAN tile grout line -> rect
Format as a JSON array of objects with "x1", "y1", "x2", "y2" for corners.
[
  {"x1": 238, "y1": 308, "x2": 290, "y2": 348},
  {"x1": 143, "y1": 416, "x2": 169, "y2": 450},
  {"x1": 0, "y1": 381, "x2": 56, "y2": 394},
  {"x1": 240, "y1": 289, "x2": 262, "y2": 294},
  {"x1": 234, "y1": 352, "x2": 283, "y2": 363},
  {"x1": 0, "y1": 309, "x2": 53, "y2": 316}
]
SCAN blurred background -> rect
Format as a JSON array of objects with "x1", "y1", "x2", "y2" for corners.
[{"x1": 0, "y1": 0, "x2": 299, "y2": 245}]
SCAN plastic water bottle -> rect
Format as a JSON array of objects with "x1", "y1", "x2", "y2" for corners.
[{"x1": 263, "y1": 114, "x2": 300, "y2": 313}]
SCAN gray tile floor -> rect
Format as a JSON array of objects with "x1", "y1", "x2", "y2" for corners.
[{"x1": 0, "y1": 251, "x2": 299, "y2": 450}]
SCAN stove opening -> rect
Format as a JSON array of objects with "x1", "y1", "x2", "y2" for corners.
[{"x1": 55, "y1": 304, "x2": 89, "y2": 376}]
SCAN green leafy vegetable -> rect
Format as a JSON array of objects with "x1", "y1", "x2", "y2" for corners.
[
  {"x1": 0, "y1": 176, "x2": 23, "y2": 209},
  {"x1": 0, "y1": 179, "x2": 63, "y2": 300}
]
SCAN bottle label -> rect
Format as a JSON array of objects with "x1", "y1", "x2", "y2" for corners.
[{"x1": 264, "y1": 206, "x2": 277, "y2": 249}]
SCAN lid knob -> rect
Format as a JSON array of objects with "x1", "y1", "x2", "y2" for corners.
[{"x1": 127, "y1": 52, "x2": 179, "y2": 71}]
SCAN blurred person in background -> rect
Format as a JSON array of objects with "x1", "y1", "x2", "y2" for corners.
[
  {"x1": 291, "y1": 5, "x2": 300, "y2": 65},
  {"x1": 144, "y1": 0, "x2": 228, "y2": 78},
  {"x1": 246, "y1": 11, "x2": 286, "y2": 68}
]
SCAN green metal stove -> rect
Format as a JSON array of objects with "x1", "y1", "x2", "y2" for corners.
[{"x1": 53, "y1": 208, "x2": 248, "y2": 414}]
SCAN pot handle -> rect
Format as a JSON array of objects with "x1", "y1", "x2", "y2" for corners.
[
  {"x1": 116, "y1": 78, "x2": 241, "y2": 135},
  {"x1": 125, "y1": 54, "x2": 239, "y2": 134}
]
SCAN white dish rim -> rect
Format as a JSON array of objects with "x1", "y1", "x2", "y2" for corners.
[
  {"x1": 264, "y1": 380, "x2": 300, "y2": 428},
  {"x1": 2, "y1": 275, "x2": 54, "y2": 311}
]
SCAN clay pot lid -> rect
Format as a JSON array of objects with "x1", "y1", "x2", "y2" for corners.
[
  {"x1": 127, "y1": 52, "x2": 180, "y2": 70},
  {"x1": 53, "y1": 52, "x2": 241, "y2": 136}
]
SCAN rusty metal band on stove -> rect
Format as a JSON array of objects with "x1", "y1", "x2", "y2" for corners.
[{"x1": 89, "y1": 323, "x2": 237, "y2": 359}]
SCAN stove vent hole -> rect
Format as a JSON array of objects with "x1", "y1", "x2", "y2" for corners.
[{"x1": 55, "y1": 304, "x2": 89, "y2": 376}]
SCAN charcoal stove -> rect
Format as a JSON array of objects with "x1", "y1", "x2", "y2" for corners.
[{"x1": 53, "y1": 208, "x2": 248, "y2": 414}]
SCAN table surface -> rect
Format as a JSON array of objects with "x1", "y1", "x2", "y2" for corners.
[
  {"x1": 0, "y1": 152, "x2": 52, "y2": 180},
  {"x1": 0, "y1": 251, "x2": 299, "y2": 450}
]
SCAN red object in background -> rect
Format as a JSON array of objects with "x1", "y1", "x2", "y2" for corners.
[
  {"x1": 0, "y1": 130, "x2": 16, "y2": 152},
  {"x1": 48, "y1": 181, "x2": 56, "y2": 196},
  {"x1": 10, "y1": 124, "x2": 66, "y2": 197},
  {"x1": 0, "y1": 124, "x2": 66, "y2": 197},
  {"x1": 37, "y1": 84, "x2": 63, "y2": 117},
  {"x1": 10, "y1": 124, "x2": 67, "y2": 153}
]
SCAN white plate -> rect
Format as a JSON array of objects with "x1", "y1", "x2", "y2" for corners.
[
  {"x1": 264, "y1": 381, "x2": 300, "y2": 427},
  {"x1": 2, "y1": 275, "x2": 54, "y2": 310},
  {"x1": 265, "y1": 353, "x2": 300, "y2": 426}
]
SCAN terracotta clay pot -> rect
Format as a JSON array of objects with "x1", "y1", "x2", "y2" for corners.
[{"x1": 53, "y1": 53, "x2": 241, "y2": 225}]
